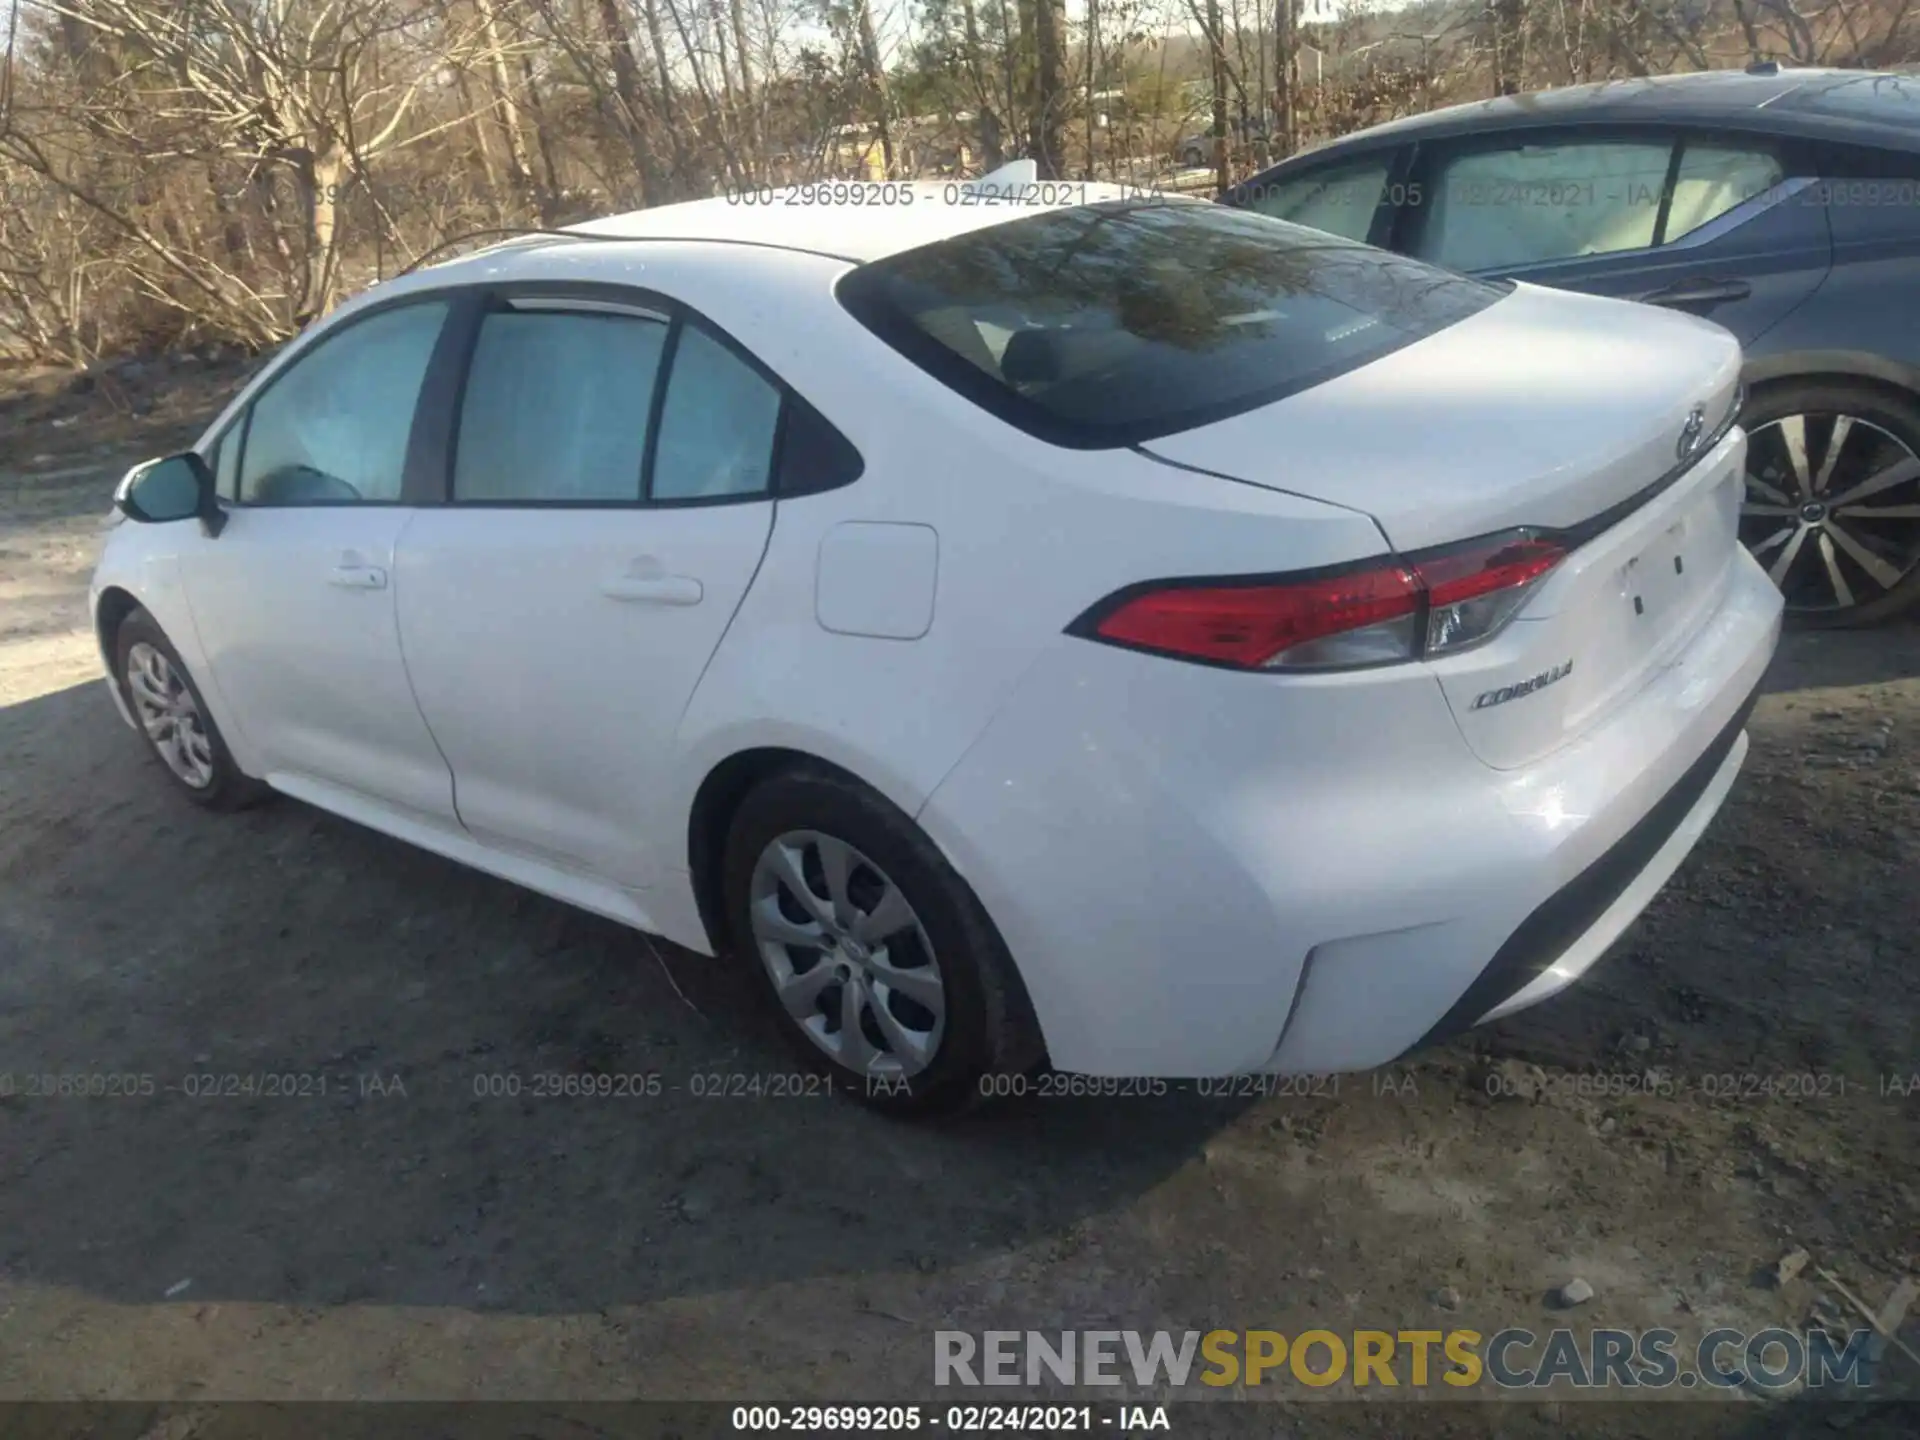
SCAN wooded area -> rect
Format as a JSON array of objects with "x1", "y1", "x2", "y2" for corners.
[{"x1": 0, "y1": 0, "x2": 1913, "y2": 364}]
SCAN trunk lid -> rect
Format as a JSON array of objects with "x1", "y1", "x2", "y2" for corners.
[
  {"x1": 1137, "y1": 282, "x2": 1742, "y2": 553},
  {"x1": 1423, "y1": 434, "x2": 1747, "y2": 768},
  {"x1": 1138, "y1": 283, "x2": 1748, "y2": 768}
]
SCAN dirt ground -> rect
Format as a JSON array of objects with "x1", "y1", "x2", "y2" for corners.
[{"x1": 1, "y1": 360, "x2": 1916, "y2": 1438}]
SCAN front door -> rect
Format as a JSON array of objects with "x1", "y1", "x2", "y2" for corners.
[{"x1": 182, "y1": 298, "x2": 460, "y2": 823}]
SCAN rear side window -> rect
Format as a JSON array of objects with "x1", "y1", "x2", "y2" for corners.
[
  {"x1": 1665, "y1": 143, "x2": 1785, "y2": 242},
  {"x1": 835, "y1": 199, "x2": 1506, "y2": 449},
  {"x1": 651, "y1": 324, "x2": 782, "y2": 501}
]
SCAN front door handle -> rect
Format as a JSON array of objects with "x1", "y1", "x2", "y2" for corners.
[
  {"x1": 1639, "y1": 277, "x2": 1752, "y2": 309},
  {"x1": 329, "y1": 564, "x2": 388, "y2": 590},
  {"x1": 601, "y1": 573, "x2": 704, "y2": 606}
]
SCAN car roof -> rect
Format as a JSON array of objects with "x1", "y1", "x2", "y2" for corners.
[
  {"x1": 274, "y1": 174, "x2": 1189, "y2": 398},
  {"x1": 479, "y1": 175, "x2": 1154, "y2": 268},
  {"x1": 1281, "y1": 67, "x2": 1920, "y2": 157}
]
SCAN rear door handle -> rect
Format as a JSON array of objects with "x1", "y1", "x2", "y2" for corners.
[
  {"x1": 329, "y1": 564, "x2": 388, "y2": 590},
  {"x1": 601, "y1": 573, "x2": 704, "y2": 606},
  {"x1": 1639, "y1": 277, "x2": 1752, "y2": 308}
]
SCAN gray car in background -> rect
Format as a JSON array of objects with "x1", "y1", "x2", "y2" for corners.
[{"x1": 1227, "y1": 67, "x2": 1920, "y2": 625}]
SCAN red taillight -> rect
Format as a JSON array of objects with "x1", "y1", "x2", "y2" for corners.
[
  {"x1": 1416, "y1": 535, "x2": 1565, "y2": 606},
  {"x1": 1413, "y1": 532, "x2": 1566, "y2": 657},
  {"x1": 1078, "y1": 529, "x2": 1565, "y2": 671},
  {"x1": 1092, "y1": 567, "x2": 1420, "y2": 669}
]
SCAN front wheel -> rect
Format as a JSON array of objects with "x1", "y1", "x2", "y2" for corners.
[
  {"x1": 114, "y1": 607, "x2": 267, "y2": 810},
  {"x1": 720, "y1": 766, "x2": 1043, "y2": 1115},
  {"x1": 1739, "y1": 382, "x2": 1920, "y2": 626}
]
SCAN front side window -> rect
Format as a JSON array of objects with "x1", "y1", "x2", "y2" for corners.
[
  {"x1": 454, "y1": 308, "x2": 668, "y2": 503},
  {"x1": 1242, "y1": 155, "x2": 1394, "y2": 242},
  {"x1": 206, "y1": 424, "x2": 242, "y2": 501},
  {"x1": 237, "y1": 300, "x2": 448, "y2": 505},
  {"x1": 836, "y1": 199, "x2": 1506, "y2": 448},
  {"x1": 1416, "y1": 140, "x2": 1674, "y2": 271}
]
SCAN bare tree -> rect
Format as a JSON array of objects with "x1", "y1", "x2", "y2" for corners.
[{"x1": 0, "y1": 0, "x2": 1908, "y2": 366}]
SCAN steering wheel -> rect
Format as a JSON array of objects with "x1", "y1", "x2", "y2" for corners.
[{"x1": 251, "y1": 464, "x2": 364, "y2": 505}]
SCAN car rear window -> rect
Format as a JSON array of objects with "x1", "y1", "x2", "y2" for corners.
[
  {"x1": 834, "y1": 198, "x2": 1509, "y2": 448},
  {"x1": 1780, "y1": 73, "x2": 1920, "y2": 124}
]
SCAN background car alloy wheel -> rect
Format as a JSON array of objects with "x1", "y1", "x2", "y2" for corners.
[
  {"x1": 1740, "y1": 395, "x2": 1920, "y2": 625},
  {"x1": 747, "y1": 830, "x2": 946, "y2": 1079},
  {"x1": 124, "y1": 640, "x2": 216, "y2": 789}
]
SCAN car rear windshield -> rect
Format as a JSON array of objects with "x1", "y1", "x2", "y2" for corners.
[
  {"x1": 1780, "y1": 73, "x2": 1920, "y2": 125},
  {"x1": 834, "y1": 198, "x2": 1509, "y2": 448}
]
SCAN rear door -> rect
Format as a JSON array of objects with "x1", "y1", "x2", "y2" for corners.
[
  {"x1": 393, "y1": 286, "x2": 782, "y2": 887},
  {"x1": 1396, "y1": 126, "x2": 1832, "y2": 346}
]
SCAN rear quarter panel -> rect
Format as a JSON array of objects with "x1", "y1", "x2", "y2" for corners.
[
  {"x1": 1744, "y1": 150, "x2": 1920, "y2": 388},
  {"x1": 659, "y1": 245, "x2": 1389, "y2": 891}
]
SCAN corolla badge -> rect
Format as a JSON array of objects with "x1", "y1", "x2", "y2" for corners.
[
  {"x1": 1471, "y1": 659, "x2": 1573, "y2": 711},
  {"x1": 1676, "y1": 404, "x2": 1708, "y2": 461}
]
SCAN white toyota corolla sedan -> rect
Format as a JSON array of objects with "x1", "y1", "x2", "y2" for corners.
[{"x1": 92, "y1": 172, "x2": 1782, "y2": 1111}]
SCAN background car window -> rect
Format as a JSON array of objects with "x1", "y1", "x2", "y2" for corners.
[
  {"x1": 650, "y1": 323, "x2": 782, "y2": 501},
  {"x1": 454, "y1": 309, "x2": 667, "y2": 503},
  {"x1": 1665, "y1": 143, "x2": 1785, "y2": 242},
  {"x1": 238, "y1": 300, "x2": 447, "y2": 505},
  {"x1": 1243, "y1": 156, "x2": 1392, "y2": 242},
  {"x1": 1419, "y1": 140, "x2": 1673, "y2": 270},
  {"x1": 1779, "y1": 72, "x2": 1920, "y2": 123}
]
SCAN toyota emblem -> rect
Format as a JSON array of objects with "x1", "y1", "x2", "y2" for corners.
[{"x1": 1676, "y1": 404, "x2": 1708, "y2": 461}]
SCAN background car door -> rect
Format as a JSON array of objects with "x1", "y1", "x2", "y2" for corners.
[
  {"x1": 394, "y1": 292, "x2": 780, "y2": 888},
  {"x1": 181, "y1": 297, "x2": 461, "y2": 824},
  {"x1": 1396, "y1": 128, "x2": 1832, "y2": 347}
]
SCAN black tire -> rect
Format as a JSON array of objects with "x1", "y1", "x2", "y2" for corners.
[
  {"x1": 720, "y1": 765, "x2": 1045, "y2": 1116},
  {"x1": 1740, "y1": 380, "x2": 1920, "y2": 628},
  {"x1": 113, "y1": 607, "x2": 269, "y2": 811}
]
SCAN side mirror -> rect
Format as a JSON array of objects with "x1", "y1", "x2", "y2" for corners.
[{"x1": 115, "y1": 453, "x2": 225, "y2": 536}]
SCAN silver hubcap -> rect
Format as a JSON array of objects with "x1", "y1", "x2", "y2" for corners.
[
  {"x1": 1742, "y1": 413, "x2": 1920, "y2": 613},
  {"x1": 125, "y1": 641, "x2": 215, "y2": 788},
  {"x1": 748, "y1": 831, "x2": 946, "y2": 1079}
]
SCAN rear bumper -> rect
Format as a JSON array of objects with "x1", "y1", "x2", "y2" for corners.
[
  {"x1": 1261, "y1": 550, "x2": 1780, "y2": 1074},
  {"x1": 918, "y1": 547, "x2": 1783, "y2": 1078},
  {"x1": 1403, "y1": 685, "x2": 1756, "y2": 1055}
]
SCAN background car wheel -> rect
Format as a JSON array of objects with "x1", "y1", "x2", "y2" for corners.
[
  {"x1": 1740, "y1": 381, "x2": 1920, "y2": 627},
  {"x1": 720, "y1": 765, "x2": 1044, "y2": 1115},
  {"x1": 114, "y1": 608, "x2": 268, "y2": 810},
  {"x1": 1182, "y1": 145, "x2": 1206, "y2": 169}
]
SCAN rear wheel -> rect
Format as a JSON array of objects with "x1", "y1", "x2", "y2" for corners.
[
  {"x1": 1739, "y1": 382, "x2": 1920, "y2": 626},
  {"x1": 720, "y1": 765, "x2": 1043, "y2": 1115}
]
